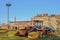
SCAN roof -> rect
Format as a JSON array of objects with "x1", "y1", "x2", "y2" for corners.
[
  {"x1": 9, "y1": 21, "x2": 31, "y2": 25},
  {"x1": 10, "y1": 21, "x2": 30, "y2": 23}
]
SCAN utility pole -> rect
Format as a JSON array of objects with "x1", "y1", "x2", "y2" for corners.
[{"x1": 14, "y1": 17, "x2": 16, "y2": 30}]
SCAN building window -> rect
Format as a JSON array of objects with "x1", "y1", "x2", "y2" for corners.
[
  {"x1": 10, "y1": 26, "x2": 14, "y2": 29},
  {"x1": 15, "y1": 26, "x2": 18, "y2": 30},
  {"x1": 34, "y1": 20, "x2": 42, "y2": 28},
  {"x1": 57, "y1": 23, "x2": 60, "y2": 30}
]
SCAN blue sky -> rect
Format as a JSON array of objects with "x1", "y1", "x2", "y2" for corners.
[{"x1": 0, "y1": 0, "x2": 60, "y2": 24}]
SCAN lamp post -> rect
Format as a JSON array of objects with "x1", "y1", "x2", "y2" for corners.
[{"x1": 6, "y1": 3, "x2": 11, "y2": 29}]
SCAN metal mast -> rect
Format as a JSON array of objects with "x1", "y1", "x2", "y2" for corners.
[{"x1": 6, "y1": 3, "x2": 11, "y2": 28}]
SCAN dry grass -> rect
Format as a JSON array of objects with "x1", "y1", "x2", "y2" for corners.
[{"x1": 0, "y1": 30, "x2": 60, "y2": 40}]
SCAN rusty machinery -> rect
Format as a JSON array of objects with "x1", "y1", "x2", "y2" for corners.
[{"x1": 15, "y1": 20, "x2": 55, "y2": 38}]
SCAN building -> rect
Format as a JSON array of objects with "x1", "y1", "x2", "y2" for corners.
[
  {"x1": 9, "y1": 14, "x2": 60, "y2": 30},
  {"x1": 0, "y1": 24, "x2": 8, "y2": 30},
  {"x1": 9, "y1": 21, "x2": 31, "y2": 30}
]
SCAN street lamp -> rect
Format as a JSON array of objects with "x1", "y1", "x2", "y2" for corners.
[{"x1": 6, "y1": 3, "x2": 11, "y2": 28}]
